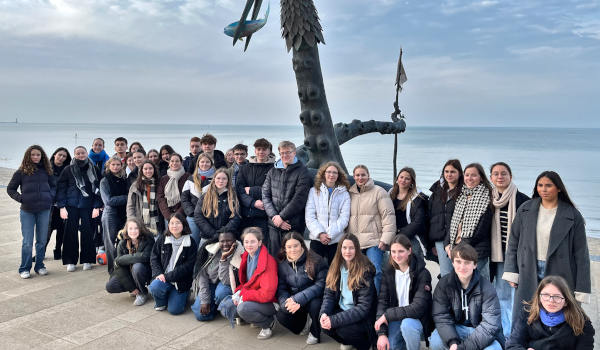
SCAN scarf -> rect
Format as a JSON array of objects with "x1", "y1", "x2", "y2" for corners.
[
  {"x1": 70, "y1": 157, "x2": 99, "y2": 198},
  {"x1": 165, "y1": 167, "x2": 185, "y2": 207},
  {"x1": 540, "y1": 309, "x2": 566, "y2": 327},
  {"x1": 449, "y1": 184, "x2": 490, "y2": 247},
  {"x1": 88, "y1": 149, "x2": 109, "y2": 172},
  {"x1": 491, "y1": 182, "x2": 517, "y2": 262},
  {"x1": 197, "y1": 167, "x2": 215, "y2": 189},
  {"x1": 141, "y1": 177, "x2": 158, "y2": 233}
]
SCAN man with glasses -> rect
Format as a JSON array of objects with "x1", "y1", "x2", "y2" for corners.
[
  {"x1": 430, "y1": 243, "x2": 504, "y2": 350},
  {"x1": 262, "y1": 141, "x2": 311, "y2": 255},
  {"x1": 229, "y1": 144, "x2": 248, "y2": 186}
]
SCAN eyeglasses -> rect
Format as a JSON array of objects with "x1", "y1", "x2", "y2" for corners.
[
  {"x1": 279, "y1": 151, "x2": 294, "y2": 156},
  {"x1": 540, "y1": 293, "x2": 565, "y2": 303}
]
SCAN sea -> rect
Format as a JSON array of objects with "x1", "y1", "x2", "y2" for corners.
[{"x1": 0, "y1": 122, "x2": 598, "y2": 238}]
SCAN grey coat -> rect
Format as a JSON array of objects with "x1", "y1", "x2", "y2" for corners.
[{"x1": 503, "y1": 198, "x2": 591, "y2": 319}]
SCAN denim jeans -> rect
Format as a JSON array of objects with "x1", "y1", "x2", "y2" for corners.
[
  {"x1": 537, "y1": 260, "x2": 546, "y2": 281},
  {"x1": 148, "y1": 279, "x2": 189, "y2": 315},
  {"x1": 191, "y1": 282, "x2": 232, "y2": 321},
  {"x1": 435, "y1": 241, "x2": 453, "y2": 277},
  {"x1": 388, "y1": 318, "x2": 423, "y2": 350},
  {"x1": 364, "y1": 246, "x2": 384, "y2": 293},
  {"x1": 186, "y1": 216, "x2": 201, "y2": 246},
  {"x1": 429, "y1": 325, "x2": 502, "y2": 350},
  {"x1": 492, "y1": 261, "x2": 514, "y2": 338},
  {"x1": 19, "y1": 209, "x2": 50, "y2": 273}
]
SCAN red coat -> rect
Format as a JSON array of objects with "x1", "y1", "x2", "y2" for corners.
[{"x1": 235, "y1": 245, "x2": 278, "y2": 303}]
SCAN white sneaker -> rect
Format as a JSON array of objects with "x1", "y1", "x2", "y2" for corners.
[
  {"x1": 36, "y1": 267, "x2": 48, "y2": 276},
  {"x1": 20, "y1": 271, "x2": 31, "y2": 279},
  {"x1": 82, "y1": 263, "x2": 92, "y2": 271},
  {"x1": 306, "y1": 333, "x2": 319, "y2": 345},
  {"x1": 66, "y1": 264, "x2": 76, "y2": 272},
  {"x1": 257, "y1": 327, "x2": 273, "y2": 340},
  {"x1": 133, "y1": 294, "x2": 147, "y2": 306},
  {"x1": 300, "y1": 317, "x2": 312, "y2": 335},
  {"x1": 154, "y1": 305, "x2": 167, "y2": 311}
]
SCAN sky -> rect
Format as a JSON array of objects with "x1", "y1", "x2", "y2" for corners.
[{"x1": 0, "y1": 0, "x2": 599, "y2": 127}]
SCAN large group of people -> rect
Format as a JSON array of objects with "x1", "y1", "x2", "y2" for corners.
[{"x1": 6, "y1": 134, "x2": 595, "y2": 349}]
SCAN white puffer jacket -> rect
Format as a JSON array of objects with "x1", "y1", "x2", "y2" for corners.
[{"x1": 305, "y1": 184, "x2": 351, "y2": 244}]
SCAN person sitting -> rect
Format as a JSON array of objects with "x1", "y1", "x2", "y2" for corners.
[
  {"x1": 375, "y1": 234, "x2": 433, "y2": 350},
  {"x1": 105, "y1": 219, "x2": 154, "y2": 306},
  {"x1": 276, "y1": 232, "x2": 328, "y2": 345},
  {"x1": 430, "y1": 243, "x2": 504, "y2": 350},
  {"x1": 506, "y1": 275, "x2": 595, "y2": 350},
  {"x1": 191, "y1": 231, "x2": 244, "y2": 321},
  {"x1": 319, "y1": 233, "x2": 377, "y2": 350},
  {"x1": 148, "y1": 212, "x2": 198, "y2": 315}
]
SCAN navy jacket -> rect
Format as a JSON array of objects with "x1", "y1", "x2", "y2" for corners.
[
  {"x1": 7, "y1": 164, "x2": 55, "y2": 212},
  {"x1": 55, "y1": 164, "x2": 102, "y2": 209},
  {"x1": 277, "y1": 252, "x2": 327, "y2": 308}
]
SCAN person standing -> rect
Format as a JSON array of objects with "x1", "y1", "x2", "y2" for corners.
[
  {"x1": 262, "y1": 141, "x2": 312, "y2": 256},
  {"x1": 7, "y1": 145, "x2": 55, "y2": 278},
  {"x1": 127, "y1": 160, "x2": 160, "y2": 236},
  {"x1": 158, "y1": 145, "x2": 174, "y2": 178},
  {"x1": 157, "y1": 153, "x2": 190, "y2": 225},
  {"x1": 100, "y1": 156, "x2": 129, "y2": 274},
  {"x1": 183, "y1": 136, "x2": 202, "y2": 173},
  {"x1": 236, "y1": 138, "x2": 275, "y2": 235},
  {"x1": 188, "y1": 134, "x2": 227, "y2": 173},
  {"x1": 182, "y1": 153, "x2": 215, "y2": 244},
  {"x1": 346, "y1": 164, "x2": 396, "y2": 293},
  {"x1": 305, "y1": 161, "x2": 351, "y2": 264},
  {"x1": 56, "y1": 146, "x2": 102, "y2": 272},
  {"x1": 89, "y1": 138, "x2": 110, "y2": 174},
  {"x1": 113, "y1": 137, "x2": 128, "y2": 163},
  {"x1": 428, "y1": 159, "x2": 463, "y2": 277},
  {"x1": 46, "y1": 147, "x2": 71, "y2": 260},
  {"x1": 488, "y1": 162, "x2": 529, "y2": 338},
  {"x1": 445, "y1": 163, "x2": 493, "y2": 281},
  {"x1": 503, "y1": 171, "x2": 591, "y2": 323},
  {"x1": 229, "y1": 143, "x2": 248, "y2": 186}
]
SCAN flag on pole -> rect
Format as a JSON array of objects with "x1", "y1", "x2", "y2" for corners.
[{"x1": 396, "y1": 48, "x2": 407, "y2": 92}]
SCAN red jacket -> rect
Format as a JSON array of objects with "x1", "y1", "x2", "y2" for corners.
[{"x1": 235, "y1": 245, "x2": 278, "y2": 303}]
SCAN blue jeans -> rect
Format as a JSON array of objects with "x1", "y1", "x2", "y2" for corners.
[
  {"x1": 364, "y1": 246, "x2": 384, "y2": 293},
  {"x1": 536, "y1": 260, "x2": 546, "y2": 281},
  {"x1": 186, "y1": 216, "x2": 201, "y2": 246},
  {"x1": 429, "y1": 325, "x2": 502, "y2": 350},
  {"x1": 492, "y1": 262, "x2": 514, "y2": 338},
  {"x1": 148, "y1": 279, "x2": 190, "y2": 315},
  {"x1": 435, "y1": 241, "x2": 453, "y2": 277},
  {"x1": 191, "y1": 282, "x2": 232, "y2": 321},
  {"x1": 19, "y1": 209, "x2": 50, "y2": 273},
  {"x1": 388, "y1": 318, "x2": 423, "y2": 350}
]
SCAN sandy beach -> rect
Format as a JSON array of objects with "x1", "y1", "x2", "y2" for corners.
[{"x1": 1, "y1": 167, "x2": 597, "y2": 348}]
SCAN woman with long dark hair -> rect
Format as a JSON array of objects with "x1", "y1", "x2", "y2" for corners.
[
  {"x1": 127, "y1": 160, "x2": 160, "y2": 236},
  {"x1": 305, "y1": 161, "x2": 351, "y2": 264},
  {"x1": 276, "y1": 232, "x2": 328, "y2": 345},
  {"x1": 428, "y1": 159, "x2": 462, "y2": 277},
  {"x1": 319, "y1": 233, "x2": 377, "y2": 350},
  {"x1": 503, "y1": 171, "x2": 591, "y2": 323},
  {"x1": 147, "y1": 149, "x2": 160, "y2": 168},
  {"x1": 7, "y1": 145, "x2": 55, "y2": 278},
  {"x1": 445, "y1": 163, "x2": 494, "y2": 280},
  {"x1": 507, "y1": 275, "x2": 594, "y2": 349},
  {"x1": 389, "y1": 167, "x2": 428, "y2": 261},
  {"x1": 56, "y1": 146, "x2": 102, "y2": 272},
  {"x1": 158, "y1": 145, "x2": 174, "y2": 178},
  {"x1": 375, "y1": 234, "x2": 433, "y2": 350},
  {"x1": 488, "y1": 161, "x2": 529, "y2": 338},
  {"x1": 46, "y1": 147, "x2": 71, "y2": 260},
  {"x1": 100, "y1": 156, "x2": 129, "y2": 274}
]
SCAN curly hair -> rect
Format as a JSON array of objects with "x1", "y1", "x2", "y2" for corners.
[
  {"x1": 313, "y1": 161, "x2": 350, "y2": 193},
  {"x1": 19, "y1": 145, "x2": 52, "y2": 176}
]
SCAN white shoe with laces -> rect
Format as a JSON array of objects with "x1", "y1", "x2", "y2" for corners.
[
  {"x1": 82, "y1": 263, "x2": 92, "y2": 271},
  {"x1": 20, "y1": 271, "x2": 31, "y2": 279},
  {"x1": 306, "y1": 333, "x2": 319, "y2": 345},
  {"x1": 133, "y1": 294, "x2": 147, "y2": 306},
  {"x1": 66, "y1": 264, "x2": 76, "y2": 272},
  {"x1": 36, "y1": 267, "x2": 48, "y2": 276}
]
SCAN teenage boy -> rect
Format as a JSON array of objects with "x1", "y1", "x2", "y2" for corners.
[
  {"x1": 114, "y1": 137, "x2": 128, "y2": 163},
  {"x1": 262, "y1": 141, "x2": 311, "y2": 255},
  {"x1": 236, "y1": 139, "x2": 275, "y2": 236},
  {"x1": 229, "y1": 144, "x2": 248, "y2": 186},
  {"x1": 183, "y1": 136, "x2": 201, "y2": 173},
  {"x1": 430, "y1": 243, "x2": 504, "y2": 350},
  {"x1": 188, "y1": 134, "x2": 226, "y2": 173}
]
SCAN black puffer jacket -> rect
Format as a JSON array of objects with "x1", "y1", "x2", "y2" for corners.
[
  {"x1": 393, "y1": 193, "x2": 429, "y2": 243},
  {"x1": 181, "y1": 178, "x2": 210, "y2": 217},
  {"x1": 193, "y1": 190, "x2": 241, "y2": 240},
  {"x1": 7, "y1": 164, "x2": 56, "y2": 213},
  {"x1": 444, "y1": 206, "x2": 494, "y2": 260},
  {"x1": 112, "y1": 236, "x2": 154, "y2": 292},
  {"x1": 376, "y1": 255, "x2": 433, "y2": 337},
  {"x1": 236, "y1": 156, "x2": 275, "y2": 218},
  {"x1": 506, "y1": 309, "x2": 595, "y2": 350},
  {"x1": 56, "y1": 163, "x2": 102, "y2": 209},
  {"x1": 432, "y1": 269, "x2": 504, "y2": 350},
  {"x1": 428, "y1": 181, "x2": 457, "y2": 244},
  {"x1": 150, "y1": 234, "x2": 197, "y2": 291},
  {"x1": 320, "y1": 268, "x2": 377, "y2": 329},
  {"x1": 188, "y1": 150, "x2": 226, "y2": 174},
  {"x1": 277, "y1": 251, "x2": 327, "y2": 308},
  {"x1": 262, "y1": 160, "x2": 312, "y2": 231}
]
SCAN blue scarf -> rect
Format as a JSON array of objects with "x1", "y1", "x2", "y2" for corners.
[
  {"x1": 88, "y1": 149, "x2": 109, "y2": 173},
  {"x1": 540, "y1": 308, "x2": 566, "y2": 327}
]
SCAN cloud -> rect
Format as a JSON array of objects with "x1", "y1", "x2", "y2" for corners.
[
  {"x1": 573, "y1": 19, "x2": 600, "y2": 40},
  {"x1": 507, "y1": 45, "x2": 588, "y2": 59},
  {"x1": 440, "y1": 0, "x2": 499, "y2": 15}
]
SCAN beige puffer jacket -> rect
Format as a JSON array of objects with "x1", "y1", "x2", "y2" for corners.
[{"x1": 346, "y1": 179, "x2": 396, "y2": 249}]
